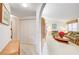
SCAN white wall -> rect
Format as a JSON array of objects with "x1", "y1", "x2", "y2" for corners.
[
  {"x1": 16, "y1": 17, "x2": 20, "y2": 40},
  {"x1": 0, "y1": 4, "x2": 11, "y2": 51},
  {"x1": 10, "y1": 15, "x2": 20, "y2": 40},
  {"x1": 0, "y1": 4, "x2": 19, "y2": 51},
  {"x1": 0, "y1": 24, "x2": 11, "y2": 51},
  {"x1": 36, "y1": 3, "x2": 46, "y2": 54},
  {"x1": 43, "y1": 17, "x2": 67, "y2": 32},
  {"x1": 42, "y1": 3, "x2": 79, "y2": 32}
]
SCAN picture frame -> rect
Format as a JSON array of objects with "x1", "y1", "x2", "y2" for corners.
[
  {"x1": 52, "y1": 24, "x2": 57, "y2": 29},
  {"x1": 2, "y1": 4, "x2": 10, "y2": 25}
]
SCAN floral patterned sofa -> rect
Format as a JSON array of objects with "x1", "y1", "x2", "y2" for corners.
[{"x1": 65, "y1": 31, "x2": 79, "y2": 45}]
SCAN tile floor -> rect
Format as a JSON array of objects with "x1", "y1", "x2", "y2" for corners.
[{"x1": 20, "y1": 43, "x2": 36, "y2": 55}]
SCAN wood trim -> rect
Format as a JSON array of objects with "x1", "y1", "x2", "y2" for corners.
[
  {"x1": 41, "y1": 17, "x2": 46, "y2": 49},
  {"x1": 0, "y1": 3, "x2": 2, "y2": 23},
  {"x1": 41, "y1": 17, "x2": 46, "y2": 40}
]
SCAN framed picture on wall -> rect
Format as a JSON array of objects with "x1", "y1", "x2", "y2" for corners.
[
  {"x1": 52, "y1": 24, "x2": 57, "y2": 31},
  {"x1": 52, "y1": 24, "x2": 57, "y2": 29},
  {"x1": 2, "y1": 4, "x2": 10, "y2": 25}
]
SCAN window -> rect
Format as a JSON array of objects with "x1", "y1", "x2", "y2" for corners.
[
  {"x1": 68, "y1": 24, "x2": 73, "y2": 31},
  {"x1": 68, "y1": 23, "x2": 78, "y2": 31},
  {"x1": 72, "y1": 23, "x2": 77, "y2": 31}
]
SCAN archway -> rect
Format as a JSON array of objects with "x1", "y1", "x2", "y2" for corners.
[{"x1": 36, "y1": 3, "x2": 46, "y2": 54}]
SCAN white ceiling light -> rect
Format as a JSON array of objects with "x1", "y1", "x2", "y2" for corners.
[{"x1": 22, "y1": 3, "x2": 28, "y2": 7}]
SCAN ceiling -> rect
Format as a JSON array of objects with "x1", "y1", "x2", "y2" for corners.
[
  {"x1": 42, "y1": 3, "x2": 79, "y2": 20},
  {"x1": 9, "y1": 3, "x2": 41, "y2": 18}
]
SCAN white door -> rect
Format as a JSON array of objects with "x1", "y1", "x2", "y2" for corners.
[{"x1": 20, "y1": 20, "x2": 36, "y2": 54}]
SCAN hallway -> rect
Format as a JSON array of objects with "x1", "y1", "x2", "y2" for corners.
[{"x1": 0, "y1": 3, "x2": 43, "y2": 55}]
